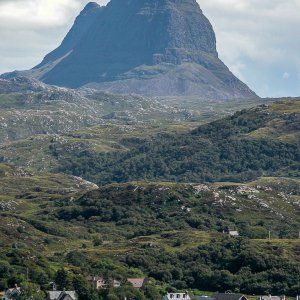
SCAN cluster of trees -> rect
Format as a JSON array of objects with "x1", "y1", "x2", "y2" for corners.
[
  {"x1": 54, "y1": 183, "x2": 300, "y2": 240},
  {"x1": 124, "y1": 237, "x2": 300, "y2": 296},
  {"x1": 0, "y1": 249, "x2": 160, "y2": 300},
  {"x1": 49, "y1": 107, "x2": 300, "y2": 185},
  {"x1": 1, "y1": 237, "x2": 300, "y2": 299}
]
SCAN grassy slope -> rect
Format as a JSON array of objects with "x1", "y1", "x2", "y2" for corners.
[
  {"x1": 0, "y1": 123, "x2": 193, "y2": 173},
  {"x1": 0, "y1": 174, "x2": 300, "y2": 296},
  {"x1": 42, "y1": 99, "x2": 300, "y2": 184},
  {"x1": 0, "y1": 91, "x2": 300, "y2": 295},
  {"x1": 1, "y1": 176, "x2": 300, "y2": 256}
]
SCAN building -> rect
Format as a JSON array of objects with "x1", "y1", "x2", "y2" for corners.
[
  {"x1": 46, "y1": 291, "x2": 77, "y2": 300},
  {"x1": 87, "y1": 276, "x2": 121, "y2": 289},
  {"x1": 260, "y1": 296, "x2": 284, "y2": 300},
  {"x1": 228, "y1": 231, "x2": 239, "y2": 237},
  {"x1": 163, "y1": 293, "x2": 191, "y2": 300},
  {"x1": 112, "y1": 280, "x2": 121, "y2": 288},
  {"x1": 194, "y1": 296, "x2": 214, "y2": 300},
  {"x1": 212, "y1": 293, "x2": 248, "y2": 300},
  {"x1": 0, "y1": 287, "x2": 21, "y2": 300},
  {"x1": 87, "y1": 276, "x2": 107, "y2": 289},
  {"x1": 127, "y1": 278, "x2": 148, "y2": 289}
]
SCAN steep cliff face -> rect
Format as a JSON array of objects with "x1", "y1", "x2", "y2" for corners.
[
  {"x1": 35, "y1": 2, "x2": 104, "y2": 69},
  {"x1": 1, "y1": 0, "x2": 258, "y2": 99}
]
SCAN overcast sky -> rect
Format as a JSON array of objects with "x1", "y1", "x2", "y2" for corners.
[{"x1": 0, "y1": 0, "x2": 299, "y2": 97}]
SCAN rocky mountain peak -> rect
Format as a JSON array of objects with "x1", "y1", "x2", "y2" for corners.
[{"x1": 0, "y1": 0, "x2": 258, "y2": 99}]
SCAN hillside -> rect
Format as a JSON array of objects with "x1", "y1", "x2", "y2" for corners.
[
  {"x1": 0, "y1": 175, "x2": 300, "y2": 296},
  {"x1": 0, "y1": 77, "x2": 193, "y2": 144},
  {"x1": 48, "y1": 99, "x2": 300, "y2": 184},
  {"x1": 0, "y1": 98, "x2": 299, "y2": 297},
  {"x1": 1, "y1": 0, "x2": 257, "y2": 99}
]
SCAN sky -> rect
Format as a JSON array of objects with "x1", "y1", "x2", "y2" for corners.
[{"x1": 0, "y1": 0, "x2": 299, "y2": 97}]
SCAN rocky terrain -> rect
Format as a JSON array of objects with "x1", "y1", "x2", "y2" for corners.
[
  {"x1": 1, "y1": 0, "x2": 257, "y2": 99},
  {"x1": 0, "y1": 77, "x2": 191, "y2": 144}
]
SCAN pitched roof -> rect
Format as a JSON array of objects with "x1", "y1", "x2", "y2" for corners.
[
  {"x1": 5, "y1": 287, "x2": 21, "y2": 296},
  {"x1": 127, "y1": 278, "x2": 146, "y2": 288},
  {"x1": 47, "y1": 291, "x2": 76, "y2": 300},
  {"x1": 212, "y1": 293, "x2": 247, "y2": 300}
]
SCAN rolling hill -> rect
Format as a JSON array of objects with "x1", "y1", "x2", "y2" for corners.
[{"x1": 46, "y1": 99, "x2": 300, "y2": 184}]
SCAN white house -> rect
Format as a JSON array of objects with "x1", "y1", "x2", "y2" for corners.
[
  {"x1": 163, "y1": 293, "x2": 191, "y2": 300},
  {"x1": 229, "y1": 231, "x2": 239, "y2": 237}
]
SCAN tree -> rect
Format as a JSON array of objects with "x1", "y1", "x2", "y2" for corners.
[
  {"x1": 15, "y1": 282, "x2": 45, "y2": 300},
  {"x1": 55, "y1": 269, "x2": 73, "y2": 290}
]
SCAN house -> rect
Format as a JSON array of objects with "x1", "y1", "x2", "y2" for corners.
[
  {"x1": 87, "y1": 276, "x2": 107, "y2": 289},
  {"x1": 1, "y1": 287, "x2": 21, "y2": 300},
  {"x1": 112, "y1": 280, "x2": 121, "y2": 288},
  {"x1": 193, "y1": 296, "x2": 214, "y2": 300},
  {"x1": 212, "y1": 293, "x2": 248, "y2": 300},
  {"x1": 87, "y1": 276, "x2": 121, "y2": 289},
  {"x1": 163, "y1": 293, "x2": 191, "y2": 300},
  {"x1": 127, "y1": 278, "x2": 148, "y2": 289},
  {"x1": 260, "y1": 296, "x2": 284, "y2": 300},
  {"x1": 229, "y1": 231, "x2": 239, "y2": 237},
  {"x1": 46, "y1": 291, "x2": 77, "y2": 300}
]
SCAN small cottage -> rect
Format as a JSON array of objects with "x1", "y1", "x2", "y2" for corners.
[
  {"x1": 163, "y1": 293, "x2": 191, "y2": 300},
  {"x1": 260, "y1": 296, "x2": 284, "y2": 300},
  {"x1": 0, "y1": 287, "x2": 21, "y2": 300},
  {"x1": 127, "y1": 278, "x2": 148, "y2": 289},
  {"x1": 46, "y1": 290, "x2": 77, "y2": 300},
  {"x1": 87, "y1": 276, "x2": 107, "y2": 289},
  {"x1": 212, "y1": 293, "x2": 248, "y2": 300}
]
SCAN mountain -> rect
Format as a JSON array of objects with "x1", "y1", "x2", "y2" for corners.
[{"x1": 1, "y1": 0, "x2": 257, "y2": 99}]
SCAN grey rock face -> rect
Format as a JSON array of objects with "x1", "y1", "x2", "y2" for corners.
[{"x1": 1, "y1": 0, "x2": 258, "y2": 99}]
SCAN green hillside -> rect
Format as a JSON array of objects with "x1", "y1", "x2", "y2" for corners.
[
  {"x1": 49, "y1": 99, "x2": 300, "y2": 184},
  {"x1": 0, "y1": 175, "x2": 300, "y2": 296},
  {"x1": 0, "y1": 92, "x2": 300, "y2": 299}
]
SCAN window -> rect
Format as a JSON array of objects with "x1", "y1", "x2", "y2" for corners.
[{"x1": 177, "y1": 294, "x2": 181, "y2": 298}]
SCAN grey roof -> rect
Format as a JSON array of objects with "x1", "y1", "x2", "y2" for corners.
[
  {"x1": 48, "y1": 291, "x2": 76, "y2": 300},
  {"x1": 262, "y1": 297, "x2": 281, "y2": 300},
  {"x1": 212, "y1": 293, "x2": 247, "y2": 300},
  {"x1": 194, "y1": 297, "x2": 214, "y2": 300}
]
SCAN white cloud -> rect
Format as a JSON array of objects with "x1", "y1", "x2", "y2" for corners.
[
  {"x1": 199, "y1": 0, "x2": 300, "y2": 97},
  {"x1": 0, "y1": 0, "x2": 299, "y2": 97},
  {"x1": 283, "y1": 72, "x2": 290, "y2": 80}
]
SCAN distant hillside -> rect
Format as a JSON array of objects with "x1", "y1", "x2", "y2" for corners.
[
  {"x1": 0, "y1": 77, "x2": 191, "y2": 144},
  {"x1": 49, "y1": 99, "x2": 300, "y2": 184},
  {"x1": 1, "y1": 0, "x2": 257, "y2": 99}
]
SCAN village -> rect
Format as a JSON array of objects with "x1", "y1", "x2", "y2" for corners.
[{"x1": 1, "y1": 276, "x2": 299, "y2": 300}]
